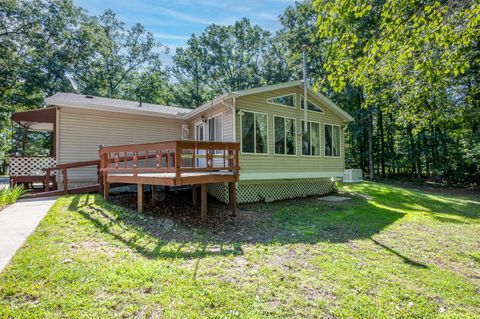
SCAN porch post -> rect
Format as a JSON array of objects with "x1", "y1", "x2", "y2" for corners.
[
  {"x1": 22, "y1": 126, "x2": 28, "y2": 156},
  {"x1": 229, "y1": 182, "x2": 237, "y2": 217},
  {"x1": 137, "y1": 184, "x2": 144, "y2": 213},
  {"x1": 192, "y1": 184, "x2": 198, "y2": 209},
  {"x1": 201, "y1": 183, "x2": 207, "y2": 222}
]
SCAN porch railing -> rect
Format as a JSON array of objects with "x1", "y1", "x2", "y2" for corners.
[{"x1": 99, "y1": 140, "x2": 240, "y2": 182}]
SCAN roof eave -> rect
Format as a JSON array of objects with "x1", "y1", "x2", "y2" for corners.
[{"x1": 45, "y1": 99, "x2": 188, "y2": 120}]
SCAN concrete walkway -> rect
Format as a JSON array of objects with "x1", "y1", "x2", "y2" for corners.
[{"x1": 0, "y1": 197, "x2": 57, "y2": 272}]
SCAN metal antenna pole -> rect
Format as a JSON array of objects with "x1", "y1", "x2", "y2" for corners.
[{"x1": 302, "y1": 44, "x2": 309, "y2": 134}]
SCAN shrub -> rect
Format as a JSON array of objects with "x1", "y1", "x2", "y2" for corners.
[{"x1": 0, "y1": 186, "x2": 26, "y2": 210}]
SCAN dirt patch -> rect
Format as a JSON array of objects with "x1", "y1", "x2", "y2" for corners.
[{"x1": 108, "y1": 190, "x2": 281, "y2": 244}]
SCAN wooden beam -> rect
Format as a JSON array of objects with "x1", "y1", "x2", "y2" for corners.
[
  {"x1": 229, "y1": 182, "x2": 236, "y2": 217},
  {"x1": 200, "y1": 183, "x2": 207, "y2": 222},
  {"x1": 151, "y1": 185, "x2": 156, "y2": 206},
  {"x1": 137, "y1": 184, "x2": 144, "y2": 213},
  {"x1": 192, "y1": 184, "x2": 198, "y2": 209}
]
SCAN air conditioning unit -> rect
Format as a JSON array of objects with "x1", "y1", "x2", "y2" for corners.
[{"x1": 343, "y1": 169, "x2": 363, "y2": 183}]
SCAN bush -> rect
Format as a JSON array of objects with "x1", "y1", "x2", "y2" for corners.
[{"x1": 0, "y1": 186, "x2": 26, "y2": 210}]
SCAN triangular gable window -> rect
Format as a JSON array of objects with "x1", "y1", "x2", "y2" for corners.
[
  {"x1": 300, "y1": 95, "x2": 325, "y2": 113},
  {"x1": 267, "y1": 94, "x2": 296, "y2": 108}
]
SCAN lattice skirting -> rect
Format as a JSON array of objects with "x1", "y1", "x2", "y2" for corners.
[{"x1": 208, "y1": 179, "x2": 334, "y2": 204}]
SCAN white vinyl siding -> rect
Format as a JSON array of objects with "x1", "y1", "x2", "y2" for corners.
[{"x1": 58, "y1": 107, "x2": 183, "y2": 181}]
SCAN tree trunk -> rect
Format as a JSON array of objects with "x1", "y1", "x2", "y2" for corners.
[
  {"x1": 378, "y1": 108, "x2": 386, "y2": 178},
  {"x1": 368, "y1": 107, "x2": 374, "y2": 179}
]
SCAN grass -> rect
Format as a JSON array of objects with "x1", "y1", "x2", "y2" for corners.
[
  {"x1": 0, "y1": 186, "x2": 26, "y2": 211},
  {"x1": 0, "y1": 182, "x2": 479, "y2": 318}
]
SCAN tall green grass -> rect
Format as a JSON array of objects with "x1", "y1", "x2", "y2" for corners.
[{"x1": 0, "y1": 186, "x2": 26, "y2": 210}]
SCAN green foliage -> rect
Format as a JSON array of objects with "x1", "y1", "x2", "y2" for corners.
[
  {"x1": 313, "y1": 0, "x2": 480, "y2": 184},
  {"x1": 0, "y1": 186, "x2": 26, "y2": 209},
  {"x1": 172, "y1": 18, "x2": 292, "y2": 106}
]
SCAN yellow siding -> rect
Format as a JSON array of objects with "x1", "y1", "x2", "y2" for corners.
[
  {"x1": 187, "y1": 104, "x2": 234, "y2": 142},
  {"x1": 58, "y1": 107, "x2": 184, "y2": 181},
  {"x1": 235, "y1": 86, "x2": 347, "y2": 179}
]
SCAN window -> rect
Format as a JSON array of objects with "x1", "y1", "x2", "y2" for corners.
[
  {"x1": 325, "y1": 124, "x2": 341, "y2": 157},
  {"x1": 195, "y1": 122, "x2": 205, "y2": 141},
  {"x1": 301, "y1": 121, "x2": 321, "y2": 156},
  {"x1": 241, "y1": 111, "x2": 268, "y2": 154},
  {"x1": 208, "y1": 115, "x2": 223, "y2": 141},
  {"x1": 274, "y1": 116, "x2": 296, "y2": 155},
  {"x1": 300, "y1": 95, "x2": 325, "y2": 113},
  {"x1": 267, "y1": 94, "x2": 296, "y2": 108}
]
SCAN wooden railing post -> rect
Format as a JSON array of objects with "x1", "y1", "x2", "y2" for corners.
[
  {"x1": 175, "y1": 143, "x2": 181, "y2": 185},
  {"x1": 62, "y1": 168, "x2": 68, "y2": 194},
  {"x1": 44, "y1": 168, "x2": 51, "y2": 192}
]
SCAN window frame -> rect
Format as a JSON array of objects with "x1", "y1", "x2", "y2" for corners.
[
  {"x1": 324, "y1": 123, "x2": 342, "y2": 158},
  {"x1": 194, "y1": 121, "x2": 205, "y2": 141},
  {"x1": 266, "y1": 93, "x2": 297, "y2": 108},
  {"x1": 207, "y1": 113, "x2": 224, "y2": 142},
  {"x1": 300, "y1": 95, "x2": 325, "y2": 114},
  {"x1": 240, "y1": 110, "x2": 269, "y2": 155},
  {"x1": 300, "y1": 120, "x2": 322, "y2": 157},
  {"x1": 273, "y1": 115, "x2": 297, "y2": 156}
]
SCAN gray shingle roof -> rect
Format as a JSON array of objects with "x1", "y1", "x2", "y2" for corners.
[{"x1": 45, "y1": 93, "x2": 192, "y2": 116}]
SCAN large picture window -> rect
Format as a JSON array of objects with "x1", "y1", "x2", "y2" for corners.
[
  {"x1": 241, "y1": 111, "x2": 268, "y2": 154},
  {"x1": 325, "y1": 124, "x2": 341, "y2": 157},
  {"x1": 267, "y1": 94, "x2": 296, "y2": 108},
  {"x1": 300, "y1": 95, "x2": 325, "y2": 113},
  {"x1": 274, "y1": 116, "x2": 296, "y2": 155},
  {"x1": 301, "y1": 121, "x2": 321, "y2": 156}
]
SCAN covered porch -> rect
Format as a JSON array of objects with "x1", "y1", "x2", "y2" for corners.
[{"x1": 9, "y1": 108, "x2": 57, "y2": 190}]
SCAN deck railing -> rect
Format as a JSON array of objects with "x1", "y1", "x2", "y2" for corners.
[{"x1": 98, "y1": 140, "x2": 240, "y2": 182}]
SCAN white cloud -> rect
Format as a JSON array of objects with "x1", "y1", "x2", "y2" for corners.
[
  {"x1": 152, "y1": 32, "x2": 190, "y2": 40},
  {"x1": 155, "y1": 6, "x2": 211, "y2": 25}
]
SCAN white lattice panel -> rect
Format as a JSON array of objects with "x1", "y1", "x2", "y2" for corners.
[
  {"x1": 9, "y1": 157, "x2": 56, "y2": 176},
  {"x1": 208, "y1": 179, "x2": 334, "y2": 204}
]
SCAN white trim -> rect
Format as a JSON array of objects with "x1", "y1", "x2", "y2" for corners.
[
  {"x1": 324, "y1": 123, "x2": 342, "y2": 158},
  {"x1": 299, "y1": 94, "x2": 325, "y2": 113},
  {"x1": 239, "y1": 110, "x2": 269, "y2": 155},
  {"x1": 266, "y1": 93, "x2": 297, "y2": 108},
  {"x1": 273, "y1": 115, "x2": 297, "y2": 156},
  {"x1": 300, "y1": 120, "x2": 322, "y2": 157},
  {"x1": 234, "y1": 81, "x2": 303, "y2": 97},
  {"x1": 184, "y1": 93, "x2": 231, "y2": 119},
  {"x1": 51, "y1": 101, "x2": 183, "y2": 120},
  {"x1": 239, "y1": 171, "x2": 343, "y2": 181},
  {"x1": 232, "y1": 96, "x2": 236, "y2": 142},
  {"x1": 232, "y1": 81, "x2": 353, "y2": 122}
]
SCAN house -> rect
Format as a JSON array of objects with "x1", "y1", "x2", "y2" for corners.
[{"x1": 10, "y1": 81, "x2": 353, "y2": 207}]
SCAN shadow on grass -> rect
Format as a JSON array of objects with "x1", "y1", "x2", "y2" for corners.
[
  {"x1": 69, "y1": 194, "x2": 243, "y2": 260},
  {"x1": 371, "y1": 239, "x2": 428, "y2": 268},
  {"x1": 348, "y1": 182, "x2": 480, "y2": 220},
  {"x1": 65, "y1": 188, "x2": 417, "y2": 266}
]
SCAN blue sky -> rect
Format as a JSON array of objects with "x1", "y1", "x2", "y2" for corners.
[{"x1": 74, "y1": 0, "x2": 296, "y2": 64}]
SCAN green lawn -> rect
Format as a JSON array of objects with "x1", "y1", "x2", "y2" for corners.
[{"x1": 0, "y1": 182, "x2": 479, "y2": 318}]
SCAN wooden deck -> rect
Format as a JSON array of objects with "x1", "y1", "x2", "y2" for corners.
[{"x1": 99, "y1": 140, "x2": 240, "y2": 221}]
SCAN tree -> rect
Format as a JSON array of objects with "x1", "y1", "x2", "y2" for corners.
[
  {"x1": 172, "y1": 18, "x2": 290, "y2": 106},
  {"x1": 314, "y1": 0, "x2": 480, "y2": 183},
  {"x1": 73, "y1": 10, "x2": 168, "y2": 100}
]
